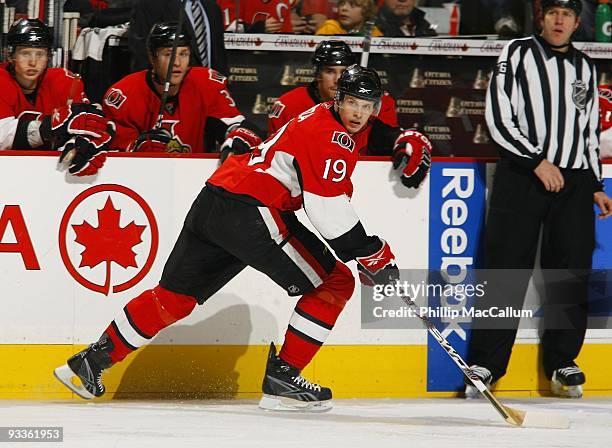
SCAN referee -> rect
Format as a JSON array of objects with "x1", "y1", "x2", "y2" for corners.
[{"x1": 465, "y1": 0, "x2": 612, "y2": 399}]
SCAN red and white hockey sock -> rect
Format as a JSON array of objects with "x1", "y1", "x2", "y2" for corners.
[
  {"x1": 279, "y1": 262, "x2": 354, "y2": 370},
  {"x1": 104, "y1": 285, "x2": 197, "y2": 364}
]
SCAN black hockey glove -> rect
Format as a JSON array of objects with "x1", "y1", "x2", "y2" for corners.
[
  {"x1": 40, "y1": 103, "x2": 110, "y2": 148},
  {"x1": 59, "y1": 136, "x2": 108, "y2": 177},
  {"x1": 130, "y1": 128, "x2": 173, "y2": 153}
]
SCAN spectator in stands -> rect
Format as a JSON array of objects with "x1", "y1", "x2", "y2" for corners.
[
  {"x1": 316, "y1": 0, "x2": 382, "y2": 36},
  {"x1": 218, "y1": 0, "x2": 325, "y2": 34},
  {"x1": 481, "y1": 0, "x2": 522, "y2": 38},
  {"x1": 129, "y1": 0, "x2": 227, "y2": 74},
  {"x1": 375, "y1": 0, "x2": 437, "y2": 37}
]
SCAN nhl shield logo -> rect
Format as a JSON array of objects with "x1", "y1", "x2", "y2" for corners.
[{"x1": 572, "y1": 80, "x2": 587, "y2": 111}]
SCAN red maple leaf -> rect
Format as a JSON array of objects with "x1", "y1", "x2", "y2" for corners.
[{"x1": 72, "y1": 196, "x2": 146, "y2": 295}]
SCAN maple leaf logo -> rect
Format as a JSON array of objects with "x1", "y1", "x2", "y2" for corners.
[{"x1": 72, "y1": 197, "x2": 146, "y2": 295}]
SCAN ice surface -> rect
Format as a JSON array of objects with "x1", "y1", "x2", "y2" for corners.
[{"x1": 0, "y1": 398, "x2": 611, "y2": 448}]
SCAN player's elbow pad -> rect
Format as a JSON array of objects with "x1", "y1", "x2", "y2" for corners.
[{"x1": 326, "y1": 221, "x2": 381, "y2": 262}]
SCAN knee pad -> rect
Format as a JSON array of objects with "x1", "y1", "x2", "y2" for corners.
[
  {"x1": 123, "y1": 285, "x2": 197, "y2": 337},
  {"x1": 311, "y1": 262, "x2": 355, "y2": 309},
  {"x1": 152, "y1": 285, "x2": 197, "y2": 323}
]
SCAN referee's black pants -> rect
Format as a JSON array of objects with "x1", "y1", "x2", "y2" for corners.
[{"x1": 468, "y1": 160, "x2": 596, "y2": 381}]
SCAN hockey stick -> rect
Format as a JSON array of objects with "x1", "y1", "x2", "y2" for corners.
[
  {"x1": 398, "y1": 294, "x2": 570, "y2": 429},
  {"x1": 359, "y1": 20, "x2": 374, "y2": 67},
  {"x1": 57, "y1": 72, "x2": 81, "y2": 159},
  {"x1": 0, "y1": 0, "x2": 5, "y2": 63},
  {"x1": 154, "y1": 0, "x2": 185, "y2": 130}
]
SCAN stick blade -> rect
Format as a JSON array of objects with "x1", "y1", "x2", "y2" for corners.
[
  {"x1": 521, "y1": 410, "x2": 570, "y2": 429},
  {"x1": 505, "y1": 406, "x2": 570, "y2": 429}
]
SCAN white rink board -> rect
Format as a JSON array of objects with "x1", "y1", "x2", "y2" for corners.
[
  {"x1": 0, "y1": 155, "x2": 429, "y2": 345},
  {"x1": 0, "y1": 156, "x2": 609, "y2": 346}
]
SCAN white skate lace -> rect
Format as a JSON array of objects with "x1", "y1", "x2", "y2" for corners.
[
  {"x1": 292, "y1": 375, "x2": 321, "y2": 392},
  {"x1": 557, "y1": 366, "x2": 582, "y2": 377}
]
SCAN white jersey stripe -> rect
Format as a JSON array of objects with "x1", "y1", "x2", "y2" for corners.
[
  {"x1": 282, "y1": 239, "x2": 323, "y2": 288},
  {"x1": 258, "y1": 207, "x2": 286, "y2": 244},
  {"x1": 303, "y1": 191, "x2": 360, "y2": 240},
  {"x1": 113, "y1": 310, "x2": 150, "y2": 349},
  {"x1": 289, "y1": 310, "x2": 331, "y2": 344}
]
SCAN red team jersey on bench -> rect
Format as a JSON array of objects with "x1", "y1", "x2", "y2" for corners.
[
  {"x1": 0, "y1": 66, "x2": 85, "y2": 122},
  {"x1": 102, "y1": 67, "x2": 243, "y2": 152}
]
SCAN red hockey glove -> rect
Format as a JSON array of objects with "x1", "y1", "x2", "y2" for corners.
[
  {"x1": 356, "y1": 239, "x2": 400, "y2": 287},
  {"x1": 220, "y1": 126, "x2": 262, "y2": 163},
  {"x1": 392, "y1": 130, "x2": 432, "y2": 189},
  {"x1": 40, "y1": 103, "x2": 111, "y2": 148},
  {"x1": 59, "y1": 136, "x2": 108, "y2": 177},
  {"x1": 130, "y1": 128, "x2": 173, "y2": 153}
]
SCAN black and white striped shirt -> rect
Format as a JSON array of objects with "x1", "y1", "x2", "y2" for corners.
[{"x1": 486, "y1": 34, "x2": 602, "y2": 183}]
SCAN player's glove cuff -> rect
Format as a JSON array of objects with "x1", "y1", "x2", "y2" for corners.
[
  {"x1": 220, "y1": 127, "x2": 263, "y2": 163},
  {"x1": 356, "y1": 239, "x2": 400, "y2": 287}
]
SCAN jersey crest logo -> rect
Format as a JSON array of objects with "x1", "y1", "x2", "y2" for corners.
[
  {"x1": 209, "y1": 70, "x2": 227, "y2": 84},
  {"x1": 331, "y1": 131, "x2": 355, "y2": 153},
  {"x1": 104, "y1": 88, "x2": 127, "y2": 109},
  {"x1": 159, "y1": 120, "x2": 191, "y2": 153},
  {"x1": 268, "y1": 101, "x2": 286, "y2": 119},
  {"x1": 572, "y1": 80, "x2": 587, "y2": 111}
]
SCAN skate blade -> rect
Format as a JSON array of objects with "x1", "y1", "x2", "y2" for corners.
[
  {"x1": 551, "y1": 381, "x2": 583, "y2": 399},
  {"x1": 53, "y1": 364, "x2": 95, "y2": 400},
  {"x1": 258, "y1": 394, "x2": 332, "y2": 413}
]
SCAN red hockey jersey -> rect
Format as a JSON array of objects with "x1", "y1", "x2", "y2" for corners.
[
  {"x1": 600, "y1": 84, "x2": 611, "y2": 132},
  {"x1": 102, "y1": 67, "x2": 243, "y2": 152},
  {"x1": 209, "y1": 102, "x2": 361, "y2": 241},
  {"x1": 268, "y1": 85, "x2": 399, "y2": 155},
  {"x1": 218, "y1": 0, "x2": 297, "y2": 29},
  {"x1": 0, "y1": 66, "x2": 85, "y2": 150}
]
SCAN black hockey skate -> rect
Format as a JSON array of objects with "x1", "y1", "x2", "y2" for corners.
[
  {"x1": 259, "y1": 342, "x2": 332, "y2": 412},
  {"x1": 53, "y1": 333, "x2": 114, "y2": 399},
  {"x1": 551, "y1": 364, "x2": 585, "y2": 398}
]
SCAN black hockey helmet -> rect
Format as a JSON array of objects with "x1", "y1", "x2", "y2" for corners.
[
  {"x1": 311, "y1": 40, "x2": 356, "y2": 70},
  {"x1": 6, "y1": 19, "x2": 52, "y2": 54},
  {"x1": 335, "y1": 64, "x2": 383, "y2": 103},
  {"x1": 540, "y1": 0, "x2": 582, "y2": 15},
  {"x1": 146, "y1": 22, "x2": 192, "y2": 55}
]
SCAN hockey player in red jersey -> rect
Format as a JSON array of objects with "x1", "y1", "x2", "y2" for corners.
[
  {"x1": 0, "y1": 19, "x2": 113, "y2": 176},
  {"x1": 268, "y1": 40, "x2": 432, "y2": 188},
  {"x1": 54, "y1": 65, "x2": 406, "y2": 411},
  {"x1": 102, "y1": 22, "x2": 263, "y2": 154},
  {"x1": 218, "y1": 0, "x2": 322, "y2": 33}
]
